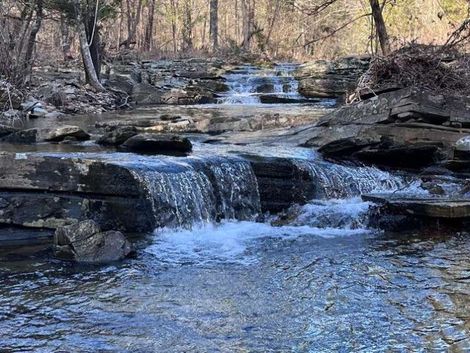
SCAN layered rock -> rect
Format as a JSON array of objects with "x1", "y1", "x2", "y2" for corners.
[
  {"x1": 305, "y1": 88, "x2": 470, "y2": 169},
  {"x1": 294, "y1": 56, "x2": 370, "y2": 98},
  {"x1": 122, "y1": 133, "x2": 192, "y2": 154},
  {"x1": 105, "y1": 58, "x2": 229, "y2": 105}
]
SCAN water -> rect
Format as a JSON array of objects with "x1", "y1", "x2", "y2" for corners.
[
  {"x1": 129, "y1": 156, "x2": 261, "y2": 229},
  {"x1": 218, "y1": 64, "x2": 312, "y2": 105},
  {"x1": 2, "y1": 227, "x2": 470, "y2": 352},
  {"x1": 2, "y1": 63, "x2": 470, "y2": 351}
]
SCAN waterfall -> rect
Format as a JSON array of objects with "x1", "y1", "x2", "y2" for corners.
[
  {"x1": 130, "y1": 157, "x2": 261, "y2": 229},
  {"x1": 295, "y1": 159, "x2": 404, "y2": 199},
  {"x1": 217, "y1": 64, "x2": 304, "y2": 104}
]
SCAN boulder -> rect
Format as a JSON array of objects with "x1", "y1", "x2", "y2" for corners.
[
  {"x1": 53, "y1": 220, "x2": 133, "y2": 263},
  {"x1": 454, "y1": 136, "x2": 470, "y2": 160},
  {"x1": 97, "y1": 126, "x2": 138, "y2": 146},
  {"x1": 122, "y1": 133, "x2": 193, "y2": 154},
  {"x1": 43, "y1": 125, "x2": 91, "y2": 142}
]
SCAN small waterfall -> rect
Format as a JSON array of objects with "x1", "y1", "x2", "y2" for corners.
[
  {"x1": 130, "y1": 157, "x2": 261, "y2": 229},
  {"x1": 218, "y1": 64, "x2": 304, "y2": 104},
  {"x1": 295, "y1": 160, "x2": 404, "y2": 199}
]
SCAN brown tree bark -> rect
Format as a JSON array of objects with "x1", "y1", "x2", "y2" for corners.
[
  {"x1": 73, "y1": 0, "x2": 105, "y2": 91},
  {"x1": 209, "y1": 0, "x2": 218, "y2": 51},
  {"x1": 22, "y1": 0, "x2": 43, "y2": 83},
  {"x1": 369, "y1": 0, "x2": 390, "y2": 55}
]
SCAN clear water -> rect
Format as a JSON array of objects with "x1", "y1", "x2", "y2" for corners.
[
  {"x1": 2, "y1": 64, "x2": 470, "y2": 352},
  {"x1": 218, "y1": 64, "x2": 309, "y2": 105}
]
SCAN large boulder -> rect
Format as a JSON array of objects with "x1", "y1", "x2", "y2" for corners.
[
  {"x1": 43, "y1": 125, "x2": 91, "y2": 142},
  {"x1": 122, "y1": 133, "x2": 193, "y2": 154},
  {"x1": 54, "y1": 220, "x2": 133, "y2": 263}
]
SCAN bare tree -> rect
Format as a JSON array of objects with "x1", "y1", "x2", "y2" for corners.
[
  {"x1": 209, "y1": 0, "x2": 218, "y2": 51},
  {"x1": 72, "y1": 0, "x2": 105, "y2": 91},
  {"x1": 369, "y1": 0, "x2": 390, "y2": 55}
]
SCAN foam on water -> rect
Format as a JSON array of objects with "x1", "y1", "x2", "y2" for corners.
[{"x1": 146, "y1": 216, "x2": 372, "y2": 265}]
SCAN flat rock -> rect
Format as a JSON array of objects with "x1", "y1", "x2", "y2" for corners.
[
  {"x1": 363, "y1": 193, "x2": 470, "y2": 219},
  {"x1": 122, "y1": 133, "x2": 193, "y2": 154}
]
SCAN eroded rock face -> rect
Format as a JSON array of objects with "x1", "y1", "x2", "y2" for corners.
[
  {"x1": 54, "y1": 220, "x2": 133, "y2": 263},
  {"x1": 122, "y1": 133, "x2": 193, "y2": 154},
  {"x1": 294, "y1": 56, "x2": 370, "y2": 98}
]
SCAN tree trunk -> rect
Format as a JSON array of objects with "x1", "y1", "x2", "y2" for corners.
[
  {"x1": 369, "y1": 0, "x2": 390, "y2": 55},
  {"x1": 209, "y1": 0, "x2": 218, "y2": 51},
  {"x1": 143, "y1": 0, "x2": 156, "y2": 51},
  {"x1": 182, "y1": 0, "x2": 193, "y2": 51},
  {"x1": 22, "y1": 0, "x2": 43, "y2": 83},
  {"x1": 241, "y1": 0, "x2": 255, "y2": 49},
  {"x1": 73, "y1": 0, "x2": 105, "y2": 91}
]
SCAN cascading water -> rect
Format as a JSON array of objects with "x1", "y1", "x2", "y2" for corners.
[
  {"x1": 218, "y1": 64, "x2": 305, "y2": 104},
  {"x1": 130, "y1": 156, "x2": 261, "y2": 229},
  {"x1": 294, "y1": 159, "x2": 405, "y2": 199}
]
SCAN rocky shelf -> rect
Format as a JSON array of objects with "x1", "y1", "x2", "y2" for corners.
[
  {"x1": 0, "y1": 151, "x2": 319, "y2": 243},
  {"x1": 363, "y1": 193, "x2": 470, "y2": 219}
]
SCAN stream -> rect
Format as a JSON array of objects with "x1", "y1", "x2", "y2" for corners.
[{"x1": 1, "y1": 64, "x2": 469, "y2": 352}]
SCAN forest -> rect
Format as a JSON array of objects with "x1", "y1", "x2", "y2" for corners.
[
  {"x1": 2, "y1": 1, "x2": 470, "y2": 352},
  {"x1": 1, "y1": 0, "x2": 469, "y2": 89}
]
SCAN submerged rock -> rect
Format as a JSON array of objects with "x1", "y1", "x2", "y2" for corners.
[
  {"x1": 122, "y1": 133, "x2": 192, "y2": 154},
  {"x1": 54, "y1": 220, "x2": 133, "y2": 263},
  {"x1": 43, "y1": 125, "x2": 91, "y2": 142},
  {"x1": 97, "y1": 126, "x2": 138, "y2": 146}
]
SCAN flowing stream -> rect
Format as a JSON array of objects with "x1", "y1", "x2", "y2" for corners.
[
  {"x1": 1, "y1": 65, "x2": 470, "y2": 352},
  {"x1": 218, "y1": 64, "x2": 309, "y2": 104}
]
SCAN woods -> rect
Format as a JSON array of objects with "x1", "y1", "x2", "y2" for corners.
[{"x1": 0, "y1": 1, "x2": 468, "y2": 84}]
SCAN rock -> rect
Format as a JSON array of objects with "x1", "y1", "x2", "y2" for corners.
[
  {"x1": 454, "y1": 136, "x2": 470, "y2": 160},
  {"x1": 30, "y1": 106, "x2": 48, "y2": 118},
  {"x1": 97, "y1": 126, "x2": 138, "y2": 146},
  {"x1": 308, "y1": 88, "x2": 470, "y2": 169},
  {"x1": 43, "y1": 125, "x2": 90, "y2": 142},
  {"x1": 122, "y1": 133, "x2": 193, "y2": 154},
  {"x1": 0, "y1": 129, "x2": 37, "y2": 144},
  {"x1": 259, "y1": 95, "x2": 314, "y2": 104},
  {"x1": 294, "y1": 56, "x2": 370, "y2": 98},
  {"x1": 0, "y1": 124, "x2": 18, "y2": 137},
  {"x1": 54, "y1": 220, "x2": 133, "y2": 263},
  {"x1": 363, "y1": 193, "x2": 470, "y2": 219}
]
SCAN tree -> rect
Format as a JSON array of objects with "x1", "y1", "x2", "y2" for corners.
[
  {"x1": 369, "y1": 0, "x2": 390, "y2": 55},
  {"x1": 182, "y1": 0, "x2": 193, "y2": 51},
  {"x1": 209, "y1": 0, "x2": 218, "y2": 51},
  {"x1": 72, "y1": 0, "x2": 105, "y2": 91},
  {"x1": 143, "y1": 0, "x2": 157, "y2": 51}
]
